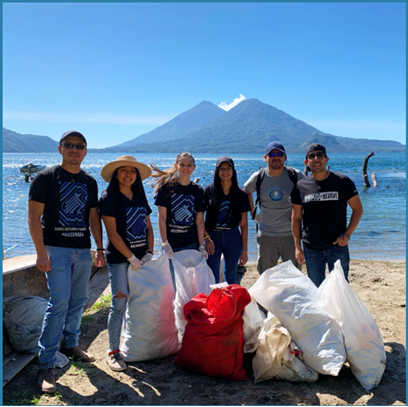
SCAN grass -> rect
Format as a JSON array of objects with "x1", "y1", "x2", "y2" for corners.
[
  {"x1": 85, "y1": 293, "x2": 112, "y2": 315},
  {"x1": 3, "y1": 390, "x2": 41, "y2": 406}
]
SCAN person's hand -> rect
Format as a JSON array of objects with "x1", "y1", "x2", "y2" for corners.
[
  {"x1": 162, "y1": 241, "x2": 174, "y2": 259},
  {"x1": 141, "y1": 252, "x2": 153, "y2": 265},
  {"x1": 239, "y1": 252, "x2": 248, "y2": 266},
  {"x1": 295, "y1": 247, "x2": 305, "y2": 265},
  {"x1": 36, "y1": 253, "x2": 51, "y2": 272},
  {"x1": 199, "y1": 245, "x2": 209, "y2": 260},
  {"x1": 95, "y1": 250, "x2": 105, "y2": 267},
  {"x1": 255, "y1": 214, "x2": 260, "y2": 224},
  {"x1": 205, "y1": 237, "x2": 215, "y2": 255},
  {"x1": 127, "y1": 254, "x2": 141, "y2": 270},
  {"x1": 333, "y1": 234, "x2": 349, "y2": 247}
]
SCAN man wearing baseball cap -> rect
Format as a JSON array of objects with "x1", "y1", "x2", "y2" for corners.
[
  {"x1": 28, "y1": 130, "x2": 105, "y2": 392},
  {"x1": 291, "y1": 143, "x2": 363, "y2": 287},
  {"x1": 244, "y1": 141, "x2": 305, "y2": 274}
]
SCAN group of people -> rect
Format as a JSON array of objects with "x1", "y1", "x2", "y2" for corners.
[{"x1": 28, "y1": 130, "x2": 363, "y2": 393}]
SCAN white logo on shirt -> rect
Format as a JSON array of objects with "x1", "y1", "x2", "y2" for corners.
[{"x1": 304, "y1": 192, "x2": 339, "y2": 202}]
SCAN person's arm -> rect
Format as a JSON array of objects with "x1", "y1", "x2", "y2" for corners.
[
  {"x1": 89, "y1": 207, "x2": 105, "y2": 267},
  {"x1": 101, "y1": 215, "x2": 133, "y2": 259},
  {"x1": 157, "y1": 205, "x2": 168, "y2": 244},
  {"x1": 28, "y1": 200, "x2": 51, "y2": 272},
  {"x1": 195, "y1": 212, "x2": 205, "y2": 247},
  {"x1": 291, "y1": 203, "x2": 305, "y2": 265},
  {"x1": 204, "y1": 228, "x2": 215, "y2": 255},
  {"x1": 239, "y1": 212, "x2": 248, "y2": 266},
  {"x1": 244, "y1": 188, "x2": 255, "y2": 213},
  {"x1": 333, "y1": 195, "x2": 364, "y2": 246},
  {"x1": 146, "y1": 215, "x2": 154, "y2": 252}
]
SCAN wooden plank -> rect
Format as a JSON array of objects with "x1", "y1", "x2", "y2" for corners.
[
  {"x1": 3, "y1": 353, "x2": 36, "y2": 387},
  {"x1": 3, "y1": 255, "x2": 37, "y2": 275}
]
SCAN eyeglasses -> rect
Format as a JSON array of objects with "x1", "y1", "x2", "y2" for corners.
[
  {"x1": 268, "y1": 152, "x2": 284, "y2": 158},
  {"x1": 307, "y1": 152, "x2": 325, "y2": 160},
  {"x1": 62, "y1": 142, "x2": 86, "y2": 150}
]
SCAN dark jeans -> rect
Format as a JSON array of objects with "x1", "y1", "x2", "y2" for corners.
[
  {"x1": 304, "y1": 244, "x2": 350, "y2": 287},
  {"x1": 206, "y1": 227, "x2": 243, "y2": 284}
]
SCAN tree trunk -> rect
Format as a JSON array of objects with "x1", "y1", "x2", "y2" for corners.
[{"x1": 362, "y1": 152, "x2": 375, "y2": 187}]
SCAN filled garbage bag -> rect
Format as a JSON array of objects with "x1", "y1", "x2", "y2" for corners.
[
  {"x1": 317, "y1": 260, "x2": 386, "y2": 390},
  {"x1": 248, "y1": 261, "x2": 346, "y2": 376},
  {"x1": 121, "y1": 255, "x2": 179, "y2": 362},
  {"x1": 175, "y1": 284, "x2": 251, "y2": 381},
  {"x1": 172, "y1": 250, "x2": 215, "y2": 342},
  {"x1": 3, "y1": 295, "x2": 48, "y2": 353}
]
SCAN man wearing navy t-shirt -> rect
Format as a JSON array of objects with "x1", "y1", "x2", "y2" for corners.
[
  {"x1": 291, "y1": 143, "x2": 363, "y2": 287},
  {"x1": 28, "y1": 130, "x2": 105, "y2": 393}
]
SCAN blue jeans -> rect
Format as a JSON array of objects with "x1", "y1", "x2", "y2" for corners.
[
  {"x1": 304, "y1": 245, "x2": 350, "y2": 287},
  {"x1": 38, "y1": 246, "x2": 92, "y2": 369},
  {"x1": 107, "y1": 262, "x2": 130, "y2": 352},
  {"x1": 206, "y1": 227, "x2": 243, "y2": 284},
  {"x1": 168, "y1": 242, "x2": 200, "y2": 293}
]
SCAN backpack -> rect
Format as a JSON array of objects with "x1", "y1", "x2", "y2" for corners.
[{"x1": 251, "y1": 166, "x2": 298, "y2": 220}]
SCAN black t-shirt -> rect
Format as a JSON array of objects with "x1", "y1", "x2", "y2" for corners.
[
  {"x1": 290, "y1": 172, "x2": 359, "y2": 250},
  {"x1": 155, "y1": 182, "x2": 205, "y2": 249},
  {"x1": 204, "y1": 185, "x2": 251, "y2": 231},
  {"x1": 99, "y1": 189, "x2": 152, "y2": 264},
  {"x1": 28, "y1": 165, "x2": 98, "y2": 249}
]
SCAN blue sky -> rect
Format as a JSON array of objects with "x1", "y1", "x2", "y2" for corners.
[{"x1": 3, "y1": 2, "x2": 406, "y2": 148}]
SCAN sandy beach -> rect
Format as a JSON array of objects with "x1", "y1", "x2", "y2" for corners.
[{"x1": 3, "y1": 259, "x2": 406, "y2": 406}]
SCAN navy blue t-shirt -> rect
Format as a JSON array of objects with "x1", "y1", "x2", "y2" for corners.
[
  {"x1": 155, "y1": 182, "x2": 205, "y2": 249},
  {"x1": 99, "y1": 189, "x2": 152, "y2": 263}
]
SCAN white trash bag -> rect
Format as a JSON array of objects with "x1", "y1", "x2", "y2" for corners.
[
  {"x1": 172, "y1": 249, "x2": 215, "y2": 342},
  {"x1": 317, "y1": 260, "x2": 386, "y2": 390},
  {"x1": 248, "y1": 260, "x2": 346, "y2": 376},
  {"x1": 121, "y1": 254, "x2": 179, "y2": 362}
]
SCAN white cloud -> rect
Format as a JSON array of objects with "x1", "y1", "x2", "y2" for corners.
[
  {"x1": 218, "y1": 94, "x2": 246, "y2": 111},
  {"x1": 3, "y1": 111, "x2": 172, "y2": 126}
]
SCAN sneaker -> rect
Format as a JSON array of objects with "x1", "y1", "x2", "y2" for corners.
[
  {"x1": 36, "y1": 368, "x2": 56, "y2": 393},
  {"x1": 60, "y1": 346, "x2": 95, "y2": 363},
  {"x1": 106, "y1": 351, "x2": 127, "y2": 372}
]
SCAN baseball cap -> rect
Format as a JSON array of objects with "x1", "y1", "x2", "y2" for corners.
[
  {"x1": 265, "y1": 141, "x2": 286, "y2": 155},
  {"x1": 60, "y1": 130, "x2": 87, "y2": 145},
  {"x1": 305, "y1": 143, "x2": 326, "y2": 158}
]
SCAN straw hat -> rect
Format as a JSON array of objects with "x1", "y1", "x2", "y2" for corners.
[{"x1": 101, "y1": 155, "x2": 152, "y2": 182}]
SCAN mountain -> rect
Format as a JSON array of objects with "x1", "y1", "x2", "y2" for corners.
[
  {"x1": 113, "y1": 101, "x2": 226, "y2": 149},
  {"x1": 102, "y1": 98, "x2": 405, "y2": 154},
  {"x1": 3, "y1": 128, "x2": 59, "y2": 152}
]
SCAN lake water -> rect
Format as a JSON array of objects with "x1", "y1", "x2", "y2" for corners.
[{"x1": 3, "y1": 152, "x2": 406, "y2": 261}]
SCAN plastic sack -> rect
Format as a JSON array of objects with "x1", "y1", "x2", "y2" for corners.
[
  {"x1": 121, "y1": 254, "x2": 179, "y2": 362},
  {"x1": 248, "y1": 260, "x2": 346, "y2": 375},
  {"x1": 317, "y1": 260, "x2": 386, "y2": 390},
  {"x1": 3, "y1": 295, "x2": 48, "y2": 353},
  {"x1": 175, "y1": 284, "x2": 251, "y2": 381},
  {"x1": 172, "y1": 250, "x2": 215, "y2": 342},
  {"x1": 242, "y1": 301, "x2": 265, "y2": 343},
  {"x1": 245, "y1": 315, "x2": 318, "y2": 383}
]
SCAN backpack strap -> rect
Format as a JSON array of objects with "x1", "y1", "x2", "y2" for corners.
[
  {"x1": 286, "y1": 166, "x2": 298, "y2": 186},
  {"x1": 251, "y1": 168, "x2": 266, "y2": 220}
]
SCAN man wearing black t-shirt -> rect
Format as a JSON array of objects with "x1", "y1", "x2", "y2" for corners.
[
  {"x1": 291, "y1": 143, "x2": 363, "y2": 287},
  {"x1": 28, "y1": 130, "x2": 105, "y2": 393}
]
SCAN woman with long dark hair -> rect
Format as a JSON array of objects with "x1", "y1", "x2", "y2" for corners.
[
  {"x1": 99, "y1": 155, "x2": 153, "y2": 372},
  {"x1": 204, "y1": 156, "x2": 250, "y2": 284}
]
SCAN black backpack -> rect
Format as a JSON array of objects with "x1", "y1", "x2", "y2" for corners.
[{"x1": 251, "y1": 166, "x2": 298, "y2": 220}]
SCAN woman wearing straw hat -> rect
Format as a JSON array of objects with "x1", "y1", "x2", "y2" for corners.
[{"x1": 99, "y1": 155, "x2": 153, "y2": 372}]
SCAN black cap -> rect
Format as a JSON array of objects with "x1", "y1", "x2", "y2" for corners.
[
  {"x1": 305, "y1": 143, "x2": 326, "y2": 158},
  {"x1": 60, "y1": 130, "x2": 87, "y2": 145},
  {"x1": 265, "y1": 141, "x2": 285, "y2": 155},
  {"x1": 215, "y1": 156, "x2": 235, "y2": 169}
]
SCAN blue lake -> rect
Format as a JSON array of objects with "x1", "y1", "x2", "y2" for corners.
[{"x1": 3, "y1": 152, "x2": 406, "y2": 261}]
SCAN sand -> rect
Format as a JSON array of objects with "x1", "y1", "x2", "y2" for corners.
[{"x1": 3, "y1": 259, "x2": 406, "y2": 406}]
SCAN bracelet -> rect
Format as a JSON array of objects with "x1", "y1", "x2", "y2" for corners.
[
  {"x1": 146, "y1": 250, "x2": 153, "y2": 255},
  {"x1": 97, "y1": 248, "x2": 105, "y2": 251},
  {"x1": 162, "y1": 240, "x2": 168, "y2": 247},
  {"x1": 204, "y1": 235, "x2": 210, "y2": 239},
  {"x1": 344, "y1": 233, "x2": 351, "y2": 240}
]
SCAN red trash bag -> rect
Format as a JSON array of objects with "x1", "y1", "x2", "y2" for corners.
[{"x1": 175, "y1": 284, "x2": 251, "y2": 381}]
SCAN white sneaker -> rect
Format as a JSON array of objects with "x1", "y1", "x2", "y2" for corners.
[{"x1": 106, "y1": 351, "x2": 127, "y2": 372}]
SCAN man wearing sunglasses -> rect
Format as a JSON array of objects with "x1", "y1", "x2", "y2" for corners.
[
  {"x1": 244, "y1": 141, "x2": 304, "y2": 274},
  {"x1": 291, "y1": 143, "x2": 363, "y2": 287},
  {"x1": 28, "y1": 130, "x2": 105, "y2": 393}
]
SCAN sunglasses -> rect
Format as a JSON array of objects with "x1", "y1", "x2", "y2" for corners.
[
  {"x1": 268, "y1": 151, "x2": 284, "y2": 158},
  {"x1": 307, "y1": 152, "x2": 325, "y2": 160},
  {"x1": 62, "y1": 142, "x2": 86, "y2": 150}
]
